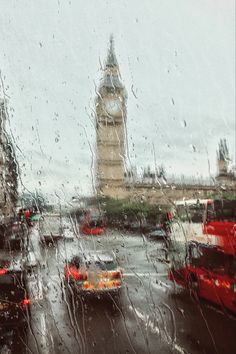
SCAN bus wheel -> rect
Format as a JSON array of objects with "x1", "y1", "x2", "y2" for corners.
[{"x1": 188, "y1": 274, "x2": 199, "y2": 297}]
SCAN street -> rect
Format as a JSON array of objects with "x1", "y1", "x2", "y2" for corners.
[{"x1": 1, "y1": 220, "x2": 236, "y2": 354}]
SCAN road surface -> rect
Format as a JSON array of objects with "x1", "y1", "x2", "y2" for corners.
[{"x1": 1, "y1": 220, "x2": 236, "y2": 354}]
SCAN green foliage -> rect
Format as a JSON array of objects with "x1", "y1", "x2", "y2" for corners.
[
  {"x1": 96, "y1": 196, "x2": 169, "y2": 224},
  {"x1": 209, "y1": 191, "x2": 236, "y2": 200}
]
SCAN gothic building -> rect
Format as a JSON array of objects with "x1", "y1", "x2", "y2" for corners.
[
  {"x1": 216, "y1": 138, "x2": 236, "y2": 187},
  {"x1": 0, "y1": 98, "x2": 18, "y2": 223},
  {"x1": 95, "y1": 38, "x2": 236, "y2": 202}
]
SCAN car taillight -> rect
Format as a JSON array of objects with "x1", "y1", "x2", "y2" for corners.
[
  {"x1": 65, "y1": 266, "x2": 87, "y2": 281},
  {"x1": 21, "y1": 299, "x2": 31, "y2": 306},
  {"x1": 221, "y1": 280, "x2": 230, "y2": 290},
  {"x1": 111, "y1": 271, "x2": 121, "y2": 279},
  {"x1": 0, "y1": 268, "x2": 8, "y2": 276},
  {"x1": 113, "y1": 280, "x2": 121, "y2": 287},
  {"x1": 83, "y1": 282, "x2": 89, "y2": 289}
]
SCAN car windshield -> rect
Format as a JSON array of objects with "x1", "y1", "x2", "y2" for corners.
[
  {"x1": 189, "y1": 245, "x2": 225, "y2": 270},
  {"x1": 0, "y1": 1, "x2": 235, "y2": 353},
  {"x1": 94, "y1": 261, "x2": 117, "y2": 271}
]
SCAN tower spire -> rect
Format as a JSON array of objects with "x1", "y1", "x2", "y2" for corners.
[
  {"x1": 106, "y1": 34, "x2": 118, "y2": 67},
  {"x1": 109, "y1": 34, "x2": 114, "y2": 52}
]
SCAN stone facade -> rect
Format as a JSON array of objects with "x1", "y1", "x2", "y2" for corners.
[
  {"x1": 101, "y1": 184, "x2": 236, "y2": 205},
  {"x1": 95, "y1": 36, "x2": 127, "y2": 193}
]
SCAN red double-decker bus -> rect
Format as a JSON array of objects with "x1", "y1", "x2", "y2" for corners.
[{"x1": 169, "y1": 199, "x2": 236, "y2": 313}]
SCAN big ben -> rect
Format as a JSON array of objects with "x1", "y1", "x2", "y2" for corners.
[{"x1": 95, "y1": 36, "x2": 127, "y2": 196}]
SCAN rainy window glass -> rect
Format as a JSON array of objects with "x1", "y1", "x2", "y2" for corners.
[{"x1": 0, "y1": 1, "x2": 235, "y2": 353}]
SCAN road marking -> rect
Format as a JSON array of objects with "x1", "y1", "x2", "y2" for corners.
[
  {"x1": 40, "y1": 313, "x2": 51, "y2": 354},
  {"x1": 128, "y1": 305, "x2": 185, "y2": 354}
]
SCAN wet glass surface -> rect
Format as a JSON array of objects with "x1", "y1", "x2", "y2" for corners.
[{"x1": 0, "y1": 1, "x2": 235, "y2": 353}]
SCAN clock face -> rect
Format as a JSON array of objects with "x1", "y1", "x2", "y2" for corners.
[{"x1": 104, "y1": 98, "x2": 122, "y2": 116}]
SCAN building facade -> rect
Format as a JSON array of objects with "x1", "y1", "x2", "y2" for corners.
[
  {"x1": 215, "y1": 138, "x2": 236, "y2": 187},
  {"x1": 95, "y1": 39, "x2": 236, "y2": 203},
  {"x1": 0, "y1": 98, "x2": 18, "y2": 223}
]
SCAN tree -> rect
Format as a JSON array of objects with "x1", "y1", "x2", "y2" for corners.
[{"x1": 96, "y1": 196, "x2": 170, "y2": 227}]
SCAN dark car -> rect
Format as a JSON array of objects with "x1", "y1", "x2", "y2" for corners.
[
  {"x1": 64, "y1": 251, "x2": 123, "y2": 299},
  {"x1": 0, "y1": 252, "x2": 31, "y2": 328},
  {"x1": 146, "y1": 226, "x2": 170, "y2": 245}
]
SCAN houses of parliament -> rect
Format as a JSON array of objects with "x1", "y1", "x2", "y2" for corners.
[{"x1": 95, "y1": 37, "x2": 236, "y2": 203}]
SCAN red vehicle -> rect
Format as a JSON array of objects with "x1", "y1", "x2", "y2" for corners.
[
  {"x1": 80, "y1": 209, "x2": 105, "y2": 235},
  {"x1": 203, "y1": 199, "x2": 236, "y2": 255},
  {"x1": 0, "y1": 251, "x2": 31, "y2": 327},
  {"x1": 80, "y1": 223, "x2": 105, "y2": 235},
  {"x1": 169, "y1": 199, "x2": 236, "y2": 313}
]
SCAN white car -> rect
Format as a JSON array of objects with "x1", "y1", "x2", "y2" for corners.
[
  {"x1": 64, "y1": 251, "x2": 123, "y2": 297},
  {"x1": 38, "y1": 215, "x2": 63, "y2": 245}
]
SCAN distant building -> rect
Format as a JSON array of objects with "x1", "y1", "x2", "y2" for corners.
[
  {"x1": 215, "y1": 138, "x2": 236, "y2": 188},
  {"x1": 95, "y1": 38, "x2": 236, "y2": 203},
  {"x1": 0, "y1": 98, "x2": 18, "y2": 223}
]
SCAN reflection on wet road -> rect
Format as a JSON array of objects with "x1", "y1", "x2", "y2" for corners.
[{"x1": 1, "y1": 223, "x2": 236, "y2": 354}]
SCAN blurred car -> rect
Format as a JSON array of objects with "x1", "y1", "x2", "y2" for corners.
[
  {"x1": 30, "y1": 213, "x2": 41, "y2": 223},
  {"x1": 80, "y1": 224, "x2": 105, "y2": 236},
  {"x1": 146, "y1": 226, "x2": 170, "y2": 243},
  {"x1": 61, "y1": 216, "x2": 75, "y2": 241},
  {"x1": 129, "y1": 222, "x2": 141, "y2": 231},
  {"x1": 0, "y1": 251, "x2": 31, "y2": 328},
  {"x1": 64, "y1": 251, "x2": 123, "y2": 297},
  {"x1": 39, "y1": 214, "x2": 63, "y2": 245}
]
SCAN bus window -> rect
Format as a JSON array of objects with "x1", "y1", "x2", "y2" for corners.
[
  {"x1": 206, "y1": 203, "x2": 216, "y2": 222},
  {"x1": 212, "y1": 200, "x2": 236, "y2": 222},
  {"x1": 203, "y1": 248, "x2": 225, "y2": 274}
]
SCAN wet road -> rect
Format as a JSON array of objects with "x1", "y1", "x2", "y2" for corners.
[{"x1": 1, "y1": 221, "x2": 236, "y2": 354}]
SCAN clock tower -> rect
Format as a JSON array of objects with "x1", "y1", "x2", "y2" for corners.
[{"x1": 95, "y1": 36, "x2": 127, "y2": 196}]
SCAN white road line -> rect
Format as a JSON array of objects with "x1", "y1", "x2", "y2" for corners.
[
  {"x1": 28, "y1": 278, "x2": 44, "y2": 300},
  {"x1": 128, "y1": 305, "x2": 185, "y2": 354},
  {"x1": 40, "y1": 313, "x2": 51, "y2": 354}
]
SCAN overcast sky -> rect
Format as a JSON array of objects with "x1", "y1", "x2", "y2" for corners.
[{"x1": 0, "y1": 0, "x2": 235, "y2": 202}]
